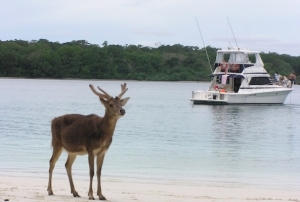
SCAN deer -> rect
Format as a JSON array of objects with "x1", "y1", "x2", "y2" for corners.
[{"x1": 47, "y1": 83, "x2": 130, "y2": 200}]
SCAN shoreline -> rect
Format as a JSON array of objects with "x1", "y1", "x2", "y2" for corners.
[
  {"x1": 1, "y1": 175, "x2": 299, "y2": 202},
  {"x1": 0, "y1": 77, "x2": 209, "y2": 83}
]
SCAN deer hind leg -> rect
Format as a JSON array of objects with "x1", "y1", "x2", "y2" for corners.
[
  {"x1": 96, "y1": 154, "x2": 106, "y2": 200},
  {"x1": 47, "y1": 145, "x2": 63, "y2": 195},
  {"x1": 88, "y1": 153, "x2": 95, "y2": 200},
  {"x1": 65, "y1": 154, "x2": 80, "y2": 197}
]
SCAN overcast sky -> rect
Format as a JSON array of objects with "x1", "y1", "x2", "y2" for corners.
[{"x1": 1, "y1": 0, "x2": 299, "y2": 56}]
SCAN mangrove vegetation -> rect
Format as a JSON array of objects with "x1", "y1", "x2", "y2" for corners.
[{"x1": 0, "y1": 39, "x2": 299, "y2": 81}]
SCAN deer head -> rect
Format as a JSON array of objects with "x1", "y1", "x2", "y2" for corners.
[{"x1": 89, "y1": 83, "x2": 130, "y2": 118}]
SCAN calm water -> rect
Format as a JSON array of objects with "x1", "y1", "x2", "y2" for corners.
[{"x1": 0, "y1": 78, "x2": 299, "y2": 190}]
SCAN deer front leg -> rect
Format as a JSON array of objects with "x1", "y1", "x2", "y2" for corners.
[
  {"x1": 47, "y1": 145, "x2": 63, "y2": 195},
  {"x1": 65, "y1": 154, "x2": 80, "y2": 197},
  {"x1": 96, "y1": 154, "x2": 106, "y2": 200},
  {"x1": 88, "y1": 153, "x2": 95, "y2": 200}
]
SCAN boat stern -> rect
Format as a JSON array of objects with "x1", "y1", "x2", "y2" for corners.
[{"x1": 190, "y1": 90, "x2": 228, "y2": 105}]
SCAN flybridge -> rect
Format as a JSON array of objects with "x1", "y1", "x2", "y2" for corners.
[{"x1": 215, "y1": 48, "x2": 263, "y2": 65}]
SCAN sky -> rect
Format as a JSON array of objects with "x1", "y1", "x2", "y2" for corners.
[{"x1": 1, "y1": 0, "x2": 300, "y2": 56}]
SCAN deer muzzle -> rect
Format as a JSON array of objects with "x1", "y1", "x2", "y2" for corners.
[{"x1": 120, "y1": 108, "x2": 125, "y2": 115}]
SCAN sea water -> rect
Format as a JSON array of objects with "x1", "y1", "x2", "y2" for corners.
[{"x1": 0, "y1": 78, "x2": 299, "y2": 190}]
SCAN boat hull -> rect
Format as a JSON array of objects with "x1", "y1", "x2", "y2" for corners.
[{"x1": 190, "y1": 89, "x2": 292, "y2": 105}]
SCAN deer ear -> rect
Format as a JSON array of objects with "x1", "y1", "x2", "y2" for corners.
[
  {"x1": 121, "y1": 97, "x2": 130, "y2": 106},
  {"x1": 99, "y1": 97, "x2": 108, "y2": 107}
]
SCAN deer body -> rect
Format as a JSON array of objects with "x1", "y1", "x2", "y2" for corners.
[
  {"x1": 51, "y1": 114, "x2": 114, "y2": 155},
  {"x1": 47, "y1": 84, "x2": 130, "y2": 200}
]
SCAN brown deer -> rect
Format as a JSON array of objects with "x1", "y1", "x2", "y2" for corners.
[{"x1": 47, "y1": 83, "x2": 130, "y2": 200}]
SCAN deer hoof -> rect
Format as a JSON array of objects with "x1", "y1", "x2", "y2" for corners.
[
  {"x1": 99, "y1": 195, "x2": 106, "y2": 200},
  {"x1": 72, "y1": 192, "x2": 80, "y2": 197},
  {"x1": 47, "y1": 189, "x2": 54, "y2": 195}
]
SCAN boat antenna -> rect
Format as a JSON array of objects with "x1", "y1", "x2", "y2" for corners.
[
  {"x1": 227, "y1": 17, "x2": 239, "y2": 49},
  {"x1": 195, "y1": 17, "x2": 213, "y2": 73}
]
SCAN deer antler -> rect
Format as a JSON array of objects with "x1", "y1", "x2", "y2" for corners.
[
  {"x1": 96, "y1": 86, "x2": 112, "y2": 98},
  {"x1": 117, "y1": 83, "x2": 128, "y2": 98},
  {"x1": 89, "y1": 84, "x2": 111, "y2": 100}
]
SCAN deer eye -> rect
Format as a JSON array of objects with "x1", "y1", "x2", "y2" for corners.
[{"x1": 109, "y1": 103, "x2": 113, "y2": 108}]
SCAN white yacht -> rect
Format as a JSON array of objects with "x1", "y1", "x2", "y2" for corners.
[{"x1": 190, "y1": 48, "x2": 293, "y2": 105}]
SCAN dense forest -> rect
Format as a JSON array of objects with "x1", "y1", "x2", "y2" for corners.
[{"x1": 0, "y1": 39, "x2": 299, "y2": 82}]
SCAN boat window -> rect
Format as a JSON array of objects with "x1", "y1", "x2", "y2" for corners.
[
  {"x1": 216, "y1": 53, "x2": 230, "y2": 63},
  {"x1": 229, "y1": 53, "x2": 249, "y2": 63},
  {"x1": 216, "y1": 53, "x2": 224, "y2": 63},
  {"x1": 248, "y1": 54, "x2": 255, "y2": 63},
  {"x1": 223, "y1": 54, "x2": 230, "y2": 61},
  {"x1": 249, "y1": 77, "x2": 271, "y2": 85}
]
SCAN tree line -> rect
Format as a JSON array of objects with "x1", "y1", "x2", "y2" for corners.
[{"x1": 0, "y1": 39, "x2": 299, "y2": 81}]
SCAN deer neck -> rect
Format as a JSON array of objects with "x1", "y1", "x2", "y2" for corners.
[{"x1": 100, "y1": 111, "x2": 119, "y2": 136}]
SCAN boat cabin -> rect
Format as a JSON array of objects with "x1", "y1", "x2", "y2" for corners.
[{"x1": 209, "y1": 49, "x2": 269, "y2": 93}]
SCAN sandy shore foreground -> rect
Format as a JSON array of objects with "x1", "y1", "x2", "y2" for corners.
[{"x1": 0, "y1": 175, "x2": 299, "y2": 202}]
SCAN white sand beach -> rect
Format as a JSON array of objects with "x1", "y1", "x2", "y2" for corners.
[{"x1": 0, "y1": 175, "x2": 299, "y2": 202}]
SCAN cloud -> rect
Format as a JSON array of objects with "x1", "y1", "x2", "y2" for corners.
[{"x1": 1, "y1": 0, "x2": 300, "y2": 56}]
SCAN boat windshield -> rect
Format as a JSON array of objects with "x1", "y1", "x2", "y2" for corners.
[
  {"x1": 228, "y1": 53, "x2": 250, "y2": 63},
  {"x1": 216, "y1": 52, "x2": 254, "y2": 64}
]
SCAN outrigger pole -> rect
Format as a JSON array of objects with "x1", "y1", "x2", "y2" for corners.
[
  {"x1": 227, "y1": 17, "x2": 239, "y2": 49},
  {"x1": 195, "y1": 17, "x2": 213, "y2": 73}
]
